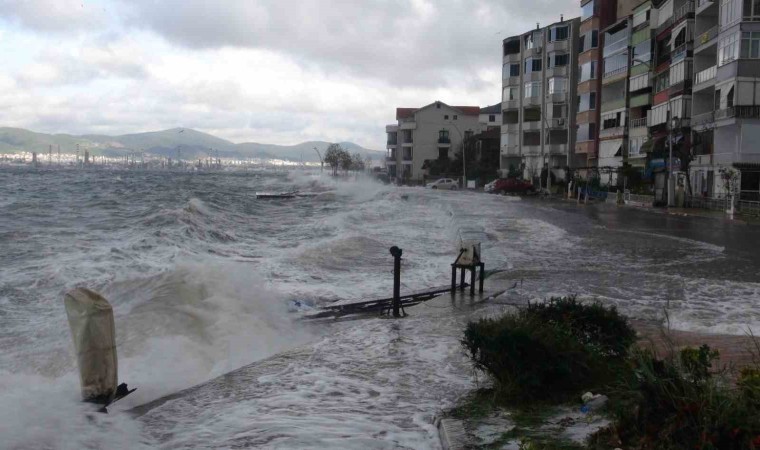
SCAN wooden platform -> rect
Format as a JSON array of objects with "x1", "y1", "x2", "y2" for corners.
[{"x1": 302, "y1": 284, "x2": 469, "y2": 320}]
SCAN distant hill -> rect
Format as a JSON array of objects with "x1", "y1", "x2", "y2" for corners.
[{"x1": 0, "y1": 127, "x2": 382, "y2": 163}]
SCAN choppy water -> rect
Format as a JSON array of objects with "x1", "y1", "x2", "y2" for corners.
[{"x1": 0, "y1": 168, "x2": 758, "y2": 449}]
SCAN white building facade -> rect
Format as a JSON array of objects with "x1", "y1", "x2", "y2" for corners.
[{"x1": 385, "y1": 101, "x2": 491, "y2": 182}]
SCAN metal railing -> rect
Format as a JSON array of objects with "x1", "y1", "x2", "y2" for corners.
[
  {"x1": 739, "y1": 200, "x2": 760, "y2": 216},
  {"x1": 387, "y1": 140, "x2": 398, "y2": 146},
  {"x1": 402, "y1": 154, "x2": 413, "y2": 161},
  {"x1": 658, "y1": 1, "x2": 694, "y2": 34},
  {"x1": 603, "y1": 65, "x2": 628, "y2": 78},
  {"x1": 438, "y1": 137, "x2": 451, "y2": 144},
  {"x1": 630, "y1": 117, "x2": 648, "y2": 128},
  {"x1": 685, "y1": 195, "x2": 728, "y2": 211},
  {"x1": 671, "y1": 42, "x2": 691, "y2": 61},
  {"x1": 695, "y1": 66, "x2": 717, "y2": 85},
  {"x1": 716, "y1": 105, "x2": 760, "y2": 120},
  {"x1": 692, "y1": 111, "x2": 715, "y2": 126},
  {"x1": 625, "y1": 192, "x2": 655, "y2": 206}
]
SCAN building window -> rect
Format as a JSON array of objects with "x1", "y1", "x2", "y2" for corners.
[
  {"x1": 550, "y1": 25, "x2": 569, "y2": 41},
  {"x1": 444, "y1": 115, "x2": 449, "y2": 120},
  {"x1": 548, "y1": 77, "x2": 567, "y2": 94},
  {"x1": 524, "y1": 81, "x2": 541, "y2": 98},
  {"x1": 727, "y1": 86, "x2": 735, "y2": 107},
  {"x1": 525, "y1": 32, "x2": 542, "y2": 49},
  {"x1": 722, "y1": 0, "x2": 741, "y2": 29},
  {"x1": 503, "y1": 86, "x2": 519, "y2": 101},
  {"x1": 581, "y1": 0, "x2": 595, "y2": 21},
  {"x1": 632, "y1": 39, "x2": 652, "y2": 64},
  {"x1": 577, "y1": 92, "x2": 596, "y2": 112},
  {"x1": 579, "y1": 30, "x2": 599, "y2": 53},
  {"x1": 741, "y1": 31, "x2": 760, "y2": 57},
  {"x1": 602, "y1": 111, "x2": 624, "y2": 129},
  {"x1": 654, "y1": 72, "x2": 670, "y2": 92},
  {"x1": 576, "y1": 123, "x2": 596, "y2": 141},
  {"x1": 633, "y1": 8, "x2": 651, "y2": 28},
  {"x1": 453, "y1": 115, "x2": 458, "y2": 120},
  {"x1": 524, "y1": 57, "x2": 543, "y2": 73},
  {"x1": 745, "y1": 0, "x2": 760, "y2": 19},
  {"x1": 580, "y1": 61, "x2": 596, "y2": 81},
  {"x1": 510, "y1": 63, "x2": 520, "y2": 76},
  {"x1": 719, "y1": 32, "x2": 739, "y2": 65},
  {"x1": 548, "y1": 52, "x2": 569, "y2": 67},
  {"x1": 603, "y1": 53, "x2": 628, "y2": 77},
  {"x1": 489, "y1": 114, "x2": 496, "y2": 122}
]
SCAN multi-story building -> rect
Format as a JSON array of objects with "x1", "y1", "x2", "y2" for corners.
[
  {"x1": 385, "y1": 101, "x2": 493, "y2": 182},
  {"x1": 577, "y1": 0, "x2": 620, "y2": 174},
  {"x1": 501, "y1": 17, "x2": 581, "y2": 184},
  {"x1": 690, "y1": 0, "x2": 760, "y2": 200}
]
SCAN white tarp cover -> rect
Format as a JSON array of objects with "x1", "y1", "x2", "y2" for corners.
[{"x1": 64, "y1": 288, "x2": 118, "y2": 402}]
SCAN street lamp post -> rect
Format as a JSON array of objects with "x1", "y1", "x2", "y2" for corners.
[{"x1": 668, "y1": 116, "x2": 681, "y2": 207}]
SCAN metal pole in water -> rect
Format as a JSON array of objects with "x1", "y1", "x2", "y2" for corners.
[{"x1": 390, "y1": 246, "x2": 402, "y2": 318}]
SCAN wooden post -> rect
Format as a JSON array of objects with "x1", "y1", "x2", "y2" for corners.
[
  {"x1": 451, "y1": 265, "x2": 457, "y2": 292},
  {"x1": 390, "y1": 246, "x2": 403, "y2": 318},
  {"x1": 470, "y1": 267, "x2": 476, "y2": 296},
  {"x1": 479, "y1": 263, "x2": 485, "y2": 293},
  {"x1": 459, "y1": 267, "x2": 465, "y2": 291}
]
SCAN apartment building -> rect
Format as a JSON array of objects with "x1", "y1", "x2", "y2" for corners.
[
  {"x1": 690, "y1": 0, "x2": 760, "y2": 200},
  {"x1": 385, "y1": 101, "x2": 493, "y2": 182},
  {"x1": 501, "y1": 17, "x2": 581, "y2": 183},
  {"x1": 577, "y1": 0, "x2": 620, "y2": 173}
]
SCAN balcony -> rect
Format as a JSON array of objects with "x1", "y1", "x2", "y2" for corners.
[
  {"x1": 671, "y1": 42, "x2": 692, "y2": 62},
  {"x1": 630, "y1": 117, "x2": 648, "y2": 129},
  {"x1": 547, "y1": 143, "x2": 567, "y2": 155},
  {"x1": 501, "y1": 145, "x2": 520, "y2": 156},
  {"x1": 386, "y1": 156, "x2": 397, "y2": 165},
  {"x1": 603, "y1": 66, "x2": 628, "y2": 83},
  {"x1": 603, "y1": 38, "x2": 628, "y2": 57},
  {"x1": 522, "y1": 120, "x2": 542, "y2": 130},
  {"x1": 438, "y1": 137, "x2": 451, "y2": 146},
  {"x1": 399, "y1": 121, "x2": 416, "y2": 130},
  {"x1": 600, "y1": 125, "x2": 626, "y2": 138},
  {"x1": 550, "y1": 118, "x2": 568, "y2": 128},
  {"x1": 694, "y1": 66, "x2": 716, "y2": 88},
  {"x1": 692, "y1": 111, "x2": 715, "y2": 129},
  {"x1": 401, "y1": 136, "x2": 413, "y2": 146},
  {"x1": 657, "y1": 1, "x2": 694, "y2": 35},
  {"x1": 523, "y1": 145, "x2": 541, "y2": 156},
  {"x1": 696, "y1": 26, "x2": 718, "y2": 49},
  {"x1": 387, "y1": 140, "x2": 398, "y2": 148},
  {"x1": 402, "y1": 153, "x2": 413, "y2": 161},
  {"x1": 601, "y1": 97, "x2": 626, "y2": 112},
  {"x1": 502, "y1": 122, "x2": 520, "y2": 133},
  {"x1": 716, "y1": 105, "x2": 760, "y2": 120}
]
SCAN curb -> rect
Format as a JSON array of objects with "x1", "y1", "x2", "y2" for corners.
[{"x1": 436, "y1": 417, "x2": 468, "y2": 450}]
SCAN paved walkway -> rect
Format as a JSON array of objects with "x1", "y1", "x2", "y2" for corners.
[{"x1": 633, "y1": 321, "x2": 759, "y2": 376}]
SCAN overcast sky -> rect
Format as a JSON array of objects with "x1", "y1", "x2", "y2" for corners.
[{"x1": 0, "y1": 0, "x2": 578, "y2": 148}]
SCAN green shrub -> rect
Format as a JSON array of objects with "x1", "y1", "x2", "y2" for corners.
[
  {"x1": 461, "y1": 297, "x2": 634, "y2": 402},
  {"x1": 525, "y1": 296, "x2": 636, "y2": 359},
  {"x1": 599, "y1": 346, "x2": 760, "y2": 450}
]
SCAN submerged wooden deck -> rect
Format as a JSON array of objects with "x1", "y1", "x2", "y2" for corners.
[{"x1": 302, "y1": 284, "x2": 470, "y2": 320}]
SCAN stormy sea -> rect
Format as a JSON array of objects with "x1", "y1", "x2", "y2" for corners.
[{"x1": 0, "y1": 168, "x2": 758, "y2": 449}]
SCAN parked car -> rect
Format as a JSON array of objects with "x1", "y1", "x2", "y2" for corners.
[
  {"x1": 427, "y1": 178, "x2": 459, "y2": 190},
  {"x1": 492, "y1": 178, "x2": 534, "y2": 194}
]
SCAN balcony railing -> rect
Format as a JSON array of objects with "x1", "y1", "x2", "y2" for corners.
[
  {"x1": 603, "y1": 66, "x2": 628, "y2": 79},
  {"x1": 630, "y1": 117, "x2": 648, "y2": 128},
  {"x1": 695, "y1": 66, "x2": 717, "y2": 85},
  {"x1": 438, "y1": 137, "x2": 451, "y2": 144},
  {"x1": 692, "y1": 111, "x2": 715, "y2": 126},
  {"x1": 716, "y1": 105, "x2": 760, "y2": 120},
  {"x1": 697, "y1": 26, "x2": 718, "y2": 46},
  {"x1": 387, "y1": 140, "x2": 397, "y2": 146},
  {"x1": 603, "y1": 38, "x2": 629, "y2": 56},
  {"x1": 697, "y1": 0, "x2": 713, "y2": 9},
  {"x1": 658, "y1": 1, "x2": 694, "y2": 35},
  {"x1": 386, "y1": 156, "x2": 396, "y2": 162},
  {"x1": 671, "y1": 42, "x2": 691, "y2": 61},
  {"x1": 402, "y1": 153, "x2": 413, "y2": 161}
]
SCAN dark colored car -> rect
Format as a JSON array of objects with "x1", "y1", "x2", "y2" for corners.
[{"x1": 493, "y1": 178, "x2": 534, "y2": 194}]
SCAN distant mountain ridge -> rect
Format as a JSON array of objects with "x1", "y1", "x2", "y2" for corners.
[{"x1": 0, "y1": 127, "x2": 382, "y2": 163}]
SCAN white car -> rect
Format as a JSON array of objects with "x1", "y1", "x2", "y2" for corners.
[
  {"x1": 427, "y1": 178, "x2": 459, "y2": 190},
  {"x1": 484, "y1": 180, "x2": 497, "y2": 193}
]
